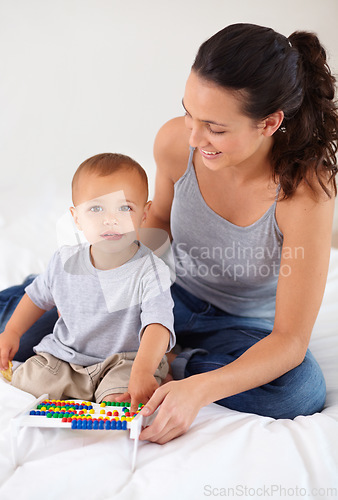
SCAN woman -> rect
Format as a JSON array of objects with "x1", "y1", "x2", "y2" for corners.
[
  {"x1": 1, "y1": 24, "x2": 337, "y2": 444},
  {"x1": 138, "y1": 23, "x2": 337, "y2": 443}
]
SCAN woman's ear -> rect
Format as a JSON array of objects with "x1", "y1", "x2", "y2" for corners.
[
  {"x1": 262, "y1": 110, "x2": 284, "y2": 137},
  {"x1": 69, "y1": 206, "x2": 82, "y2": 230}
]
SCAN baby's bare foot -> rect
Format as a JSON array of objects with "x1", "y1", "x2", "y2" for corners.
[
  {"x1": 166, "y1": 351, "x2": 177, "y2": 376},
  {"x1": 102, "y1": 393, "x2": 125, "y2": 403},
  {"x1": 162, "y1": 372, "x2": 173, "y2": 384}
]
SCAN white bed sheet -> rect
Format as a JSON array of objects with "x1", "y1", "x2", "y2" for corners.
[{"x1": 0, "y1": 186, "x2": 337, "y2": 500}]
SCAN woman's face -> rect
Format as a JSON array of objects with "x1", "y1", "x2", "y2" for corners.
[{"x1": 183, "y1": 71, "x2": 272, "y2": 173}]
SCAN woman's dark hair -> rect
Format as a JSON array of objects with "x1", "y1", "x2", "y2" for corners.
[{"x1": 192, "y1": 23, "x2": 338, "y2": 198}]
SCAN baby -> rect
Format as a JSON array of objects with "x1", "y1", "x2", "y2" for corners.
[{"x1": 0, "y1": 153, "x2": 175, "y2": 412}]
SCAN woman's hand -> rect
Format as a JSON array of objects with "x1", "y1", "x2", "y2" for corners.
[{"x1": 139, "y1": 376, "x2": 205, "y2": 444}]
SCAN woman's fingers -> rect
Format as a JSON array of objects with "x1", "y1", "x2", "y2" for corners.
[
  {"x1": 139, "y1": 379, "x2": 201, "y2": 444},
  {"x1": 140, "y1": 382, "x2": 171, "y2": 416}
]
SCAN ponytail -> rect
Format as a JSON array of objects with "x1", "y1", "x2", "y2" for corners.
[{"x1": 272, "y1": 31, "x2": 338, "y2": 198}]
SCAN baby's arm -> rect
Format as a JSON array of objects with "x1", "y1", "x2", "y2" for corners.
[
  {"x1": 118, "y1": 323, "x2": 170, "y2": 412},
  {"x1": 0, "y1": 293, "x2": 46, "y2": 370}
]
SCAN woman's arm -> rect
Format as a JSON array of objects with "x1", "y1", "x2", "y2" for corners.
[
  {"x1": 199, "y1": 182, "x2": 335, "y2": 402},
  {"x1": 140, "y1": 181, "x2": 335, "y2": 443},
  {"x1": 142, "y1": 116, "x2": 190, "y2": 236}
]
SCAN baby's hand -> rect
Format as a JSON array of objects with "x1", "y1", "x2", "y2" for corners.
[
  {"x1": 0, "y1": 329, "x2": 20, "y2": 371},
  {"x1": 116, "y1": 371, "x2": 159, "y2": 414},
  {"x1": 0, "y1": 360, "x2": 13, "y2": 382}
]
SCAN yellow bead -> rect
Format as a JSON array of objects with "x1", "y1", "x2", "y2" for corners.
[
  {"x1": 100, "y1": 402, "x2": 106, "y2": 407},
  {"x1": 89, "y1": 409, "x2": 95, "y2": 414},
  {"x1": 100, "y1": 409, "x2": 105, "y2": 414}
]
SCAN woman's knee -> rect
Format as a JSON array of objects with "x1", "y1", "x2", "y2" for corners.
[{"x1": 186, "y1": 349, "x2": 326, "y2": 419}]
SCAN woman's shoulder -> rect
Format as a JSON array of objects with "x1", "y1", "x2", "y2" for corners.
[
  {"x1": 276, "y1": 175, "x2": 335, "y2": 236},
  {"x1": 153, "y1": 116, "x2": 191, "y2": 183}
]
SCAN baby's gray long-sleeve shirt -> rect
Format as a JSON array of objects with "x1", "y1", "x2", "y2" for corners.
[{"x1": 25, "y1": 242, "x2": 175, "y2": 366}]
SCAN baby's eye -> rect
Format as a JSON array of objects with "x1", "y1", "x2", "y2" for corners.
[
  {"x1": 89, "y1": 206, "x2": 103, "y2": 213},
  {"x1": 119, "y1": 205, "x2": 132, "y2": 212}
]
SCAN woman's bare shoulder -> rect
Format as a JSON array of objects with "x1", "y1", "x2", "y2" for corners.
[
  {"x1": 153, "y1": 116, "x2": 191, "y2": 183},
  {"x1": 277, "y1": 175, "x2": 335, "y2": 236}
]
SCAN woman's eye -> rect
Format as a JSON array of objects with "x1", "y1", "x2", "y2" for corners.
[
  {"x1": 119, "y1": 205, "x2": 132, "y2": 212},
  {"x1": 208, "y1": 126, "x2": 226, "y2": 135},
  {"x1": 90, "y1": 206, "x2": 103, "y2": 213}
]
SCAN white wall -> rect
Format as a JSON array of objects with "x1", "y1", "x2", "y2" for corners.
[{"x1": 1, "y1": 0, "x2": 338, "y2": 239}]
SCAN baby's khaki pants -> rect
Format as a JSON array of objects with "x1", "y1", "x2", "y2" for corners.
[{"x1": 12, "y1": 351, "x2": 168, "y2": 403}]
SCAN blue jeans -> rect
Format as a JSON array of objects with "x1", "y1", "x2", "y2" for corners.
[
  {"x1": 171, "y1": 283, "x2": 326, "y2": 419},
  {"x1": 0, "y1": 278, "x2": 326, "y2": 419}
]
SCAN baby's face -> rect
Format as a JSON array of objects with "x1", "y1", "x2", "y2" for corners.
[{"x1": 70, "y1": 169, "x2": 149, "y2": 252}]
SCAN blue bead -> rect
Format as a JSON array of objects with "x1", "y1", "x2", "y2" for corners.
[
  {"x1": 41, "y1": 411, "x2": 46, "y2": 416},
  {"x1": 71, "y1": 420, "x2": 77, "y2": 429},
  {"x1": 105, "y1": 421, "x2": 111, "y2": 430},
  {"x1": 99, "y1": 421, "x2": 104, "y2": 430},
  {"x1": 30, "y1": 410, "x2": 36, "y2": 415},
  {"x1": 116, "y1": 421, "x2": 122, "y2": 430},
  {"x1": 82, "y1": 421, "x2": 87, "y2": 429},
  {"x1": 122, "y1": 421, "x2": 127, "y2": 430},
  {"x1": 93, "y1": 421, "x2": 99, "y2": 429},
  {"x1": 111, "y1": 420, "x2": 116, "y2": 429},
  {"x1": 87, "y1": 421, "x2": 93, "y2": 429}
]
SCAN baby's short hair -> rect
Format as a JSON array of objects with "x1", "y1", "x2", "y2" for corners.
[{"x1": 72, "y1": 153, "x2": 148, "y2": 205}]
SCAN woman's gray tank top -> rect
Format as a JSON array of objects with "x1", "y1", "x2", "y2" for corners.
[{"x1": 171, "y1": 147, "x2": 284, "y2": 322}]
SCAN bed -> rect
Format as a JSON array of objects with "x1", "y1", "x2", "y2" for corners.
[{"x1": 0, "y1": 184, "x2": 337, "y2": 500}]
